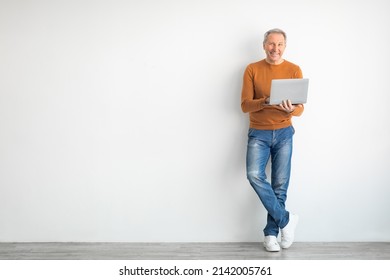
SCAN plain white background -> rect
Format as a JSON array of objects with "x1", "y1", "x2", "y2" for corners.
[{"x1": 0, "y1": 0, "x2": 389, "y2": 242}]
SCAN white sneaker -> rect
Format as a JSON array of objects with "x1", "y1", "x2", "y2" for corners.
[
  {"x1": 263, "y1": 235, "x2": 281, "y2": 252},
  {"x1": 280, "y1": 214, "x2": 299, "y2": 249}
]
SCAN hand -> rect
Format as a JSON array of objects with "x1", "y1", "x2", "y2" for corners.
[{"x1": 279, "y1": 100, "x2": 296, "y2": 113}]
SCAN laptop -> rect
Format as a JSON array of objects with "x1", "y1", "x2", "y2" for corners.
[{"x1": 269, "y1": 78, "x2": 309, "y2": 105}]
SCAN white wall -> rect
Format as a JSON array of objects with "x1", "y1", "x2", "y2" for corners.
[{"x1": 1, "y1": 0, "x2": 389, "y2": 242}]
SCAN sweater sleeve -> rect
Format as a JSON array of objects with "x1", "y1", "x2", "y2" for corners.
[
  {"x1": 240, "y1": 65, "x2": 266, "y2": 113},
  {"x1": 292, "y1": 104, "x2": 304, "y2": 116},
  {"x1": 292, "y1": 66, "x2": 304, "y2": 116}
]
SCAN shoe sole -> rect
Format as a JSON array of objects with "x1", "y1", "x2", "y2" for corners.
[{"x1": 263, "y1": 244, "x2": 280, "y2": 252}]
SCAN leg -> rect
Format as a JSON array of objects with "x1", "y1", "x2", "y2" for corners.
[
  {"x1": 263, "y1": 130, "x2": 293, "y2": 234},
  {"x1": 246, "y1": 129, "x2": 289, "y2": 237}
]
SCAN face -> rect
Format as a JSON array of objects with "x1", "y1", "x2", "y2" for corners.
[{"x1": 263, "y1": 33, "x2": 286, "y2": 65}]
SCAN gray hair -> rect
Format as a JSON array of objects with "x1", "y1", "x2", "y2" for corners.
[{"x1": 263, "y1": 28, "x2": 287, "y2": 44}]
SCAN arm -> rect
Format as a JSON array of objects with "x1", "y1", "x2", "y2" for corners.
[{"x1": 240, "y1": 65, "x2": 267, "y2": 113}]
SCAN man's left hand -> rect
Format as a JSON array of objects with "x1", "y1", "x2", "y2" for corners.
[{"x1": 279, "y1": 100, "x2": 296, "y2": 113}]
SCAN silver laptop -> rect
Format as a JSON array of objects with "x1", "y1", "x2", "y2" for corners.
[{"x1": 269, "y1": 78, "x2": 309, "y2": 105}]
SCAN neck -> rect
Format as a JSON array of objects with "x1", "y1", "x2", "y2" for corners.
[{"x1": 266, "y1": 58, "x2": 284, "y2": 65}]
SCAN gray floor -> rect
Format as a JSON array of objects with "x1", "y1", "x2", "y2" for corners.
[{"x1": 0, "y1": 242, "x2": 389, "y2": 260}]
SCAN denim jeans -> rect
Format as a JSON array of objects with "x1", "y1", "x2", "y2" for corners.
[{"x1": 246, "y1": 126, "x2": 294, "y2": 237}]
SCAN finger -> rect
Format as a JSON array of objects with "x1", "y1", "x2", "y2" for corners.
[
  {"x1": 288, "y1": 100, "x2": 296, "y2": 111},
  {"x1": 282, "y1": 100, "x2": 291, "y2": 112}
]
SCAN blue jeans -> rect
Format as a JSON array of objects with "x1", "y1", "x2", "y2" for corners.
[{"x1": 246, "y1": 126, "x2": 294, "y2": 237}]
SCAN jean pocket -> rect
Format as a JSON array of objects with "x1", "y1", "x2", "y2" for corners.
[{"x1": 248, "y1": 128, "x2": 256, "y2": 138}]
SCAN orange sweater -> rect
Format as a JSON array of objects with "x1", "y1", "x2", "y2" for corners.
[{"x1": 241, "y1": 59, "x2": 304, "y2": 130}]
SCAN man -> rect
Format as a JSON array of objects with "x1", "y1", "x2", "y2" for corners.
[{"x1": 241, "y1": 28, "x2": 303, "y2": 252}]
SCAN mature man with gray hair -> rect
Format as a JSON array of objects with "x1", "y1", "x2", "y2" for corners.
[{"x1": 241, "y1": 28, "x2": 303, "y2": 252}]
